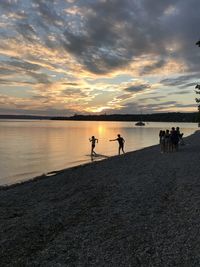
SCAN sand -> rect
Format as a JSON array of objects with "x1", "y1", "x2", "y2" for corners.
[{"x1": 1, "y1": 131, "x2": 200, "y2": 266}]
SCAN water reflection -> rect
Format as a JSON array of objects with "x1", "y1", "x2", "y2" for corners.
[{"x1": 0, "y1": 120, "x2": 197, "y2": 185}]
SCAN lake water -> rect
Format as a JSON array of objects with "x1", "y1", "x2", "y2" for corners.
[{"x1": 0, "y1": 120, "x2": 198, "y2": 186}]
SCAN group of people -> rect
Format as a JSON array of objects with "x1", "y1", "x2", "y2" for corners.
[
  {"x1": 89, "y1": 134, "x2": 125, "y2": 156},
  {"x1": 159, "y1": 127, "x2": 184, "y2": 153},
  {"x1": 89, "y1": 127, "x2": 184, "y2": 157}
]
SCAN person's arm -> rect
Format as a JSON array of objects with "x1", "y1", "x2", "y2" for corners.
[
  {"x1": 109, "y1": 139, "x2": 117, "y2": 141},
  {"x1": 96, "y1": 139, "x2": 98, "y2": 143}
]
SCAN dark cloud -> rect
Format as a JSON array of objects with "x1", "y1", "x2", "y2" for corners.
[
  {"x1": 115, "y1": 94, "x2": 132, "y2": 101},
  {"x1": 32, "y1": 0, "x2": 64, "y2": 27},
  {"x1": 124, "y1": 83, "x2": 150, "y2": 93},
  {"x1": 0, "y1": 67, "x2": 15, "y2": 76},
  {"x1": 179, "y1": 82, "x2": 197, "y2": 89},
  {"x1": 0, "y1": 0, "x2": 199, "y2": 114},
  {"x1": 138, "y1": 96, "x2": 164, "y2": 102},
  {"x1": 137, "y1": 101, "x2": 196, "y2": 113},
  {"x1": 0, "y1": 78, "x2": 34, "y2": 85},
  {"x1": 160, "y1": 74, "x2": 199, "y2": 87},
  {"x1": 27, "y1": 72, "x2": 51, "y2": 84},
  {"x1": 114, "y1": 100, "x2": 180, "y2": 114},
  {"x1": 60, "y1": 0, "x2": 200, "y2": 74},
  {"x1": 0, "y1": 0, "x2": 19, "y2": 9},
  {"x1": 151, "y1": 101, "x2": 177, "y2": 106},
  {"x1": 16, "y1": 22, "x2": 37, "y2": 42},
  {"x1": 175, "y1": 103, "x2": 196, "y2": 108},
  {"x1": 107, "y1": 101, "x2": 178, "y2": 114},
  {"x1": 62, "y1": 82, "x2": 79, "y2": 86},
  {"x1": 140, "y1": 59, "x2": 166, "y2": 75},
  {"x1": 62, "y1": 88, "x2": 88, "y2": 97},
  {"x1": 1, "y1": 60, "x2": 51, "y2": 84},
  {"x1": 3, "y1": 60, "x2": 41, "y2": 72},
  {"x1": 168, "y1": 90, "x2": 191, "y2": 95},
  {"x1": 106, "y1": 101, "x2": 141, "y2": 114},
  {"x1": 106, "y1": 100, "x2": 180, "y2": 115},
  {"x1": 1, "y1": 0, "x2": 200, "y2": 75}
]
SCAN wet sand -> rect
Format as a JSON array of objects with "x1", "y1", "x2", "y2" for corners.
[{"x1": 1, "y1": 131, "x2": 200, "y2": 266}]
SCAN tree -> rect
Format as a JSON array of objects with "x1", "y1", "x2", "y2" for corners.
[
  {"x1": 196, "y1": 40, "x2": 200, "y2": 47},
  {"x1": 195, "y1": 40, "x2": 200, "y2": 126},
  {"x1": 195, "y1": 84, "x2": 200, "y2": 106}
]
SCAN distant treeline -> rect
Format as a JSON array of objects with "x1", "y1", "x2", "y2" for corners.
[
  {"x1": 0, "y1": 112, "x2": 199, "y2": 122},
  {"x1": 51, "y1": 112, "x2": 199, "y2": 122}
]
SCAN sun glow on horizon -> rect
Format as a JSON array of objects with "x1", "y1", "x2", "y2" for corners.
[{"x1": 0, "y1": 0, "x2": 199, "y2": 116}]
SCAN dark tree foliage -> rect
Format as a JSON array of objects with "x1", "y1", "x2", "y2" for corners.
[
  {"x1": 195, "y1": 84, "x2": 200, "y2": 104},
  {"x1": 195, "y1": 40, "x2": 200, "y2": 105},
  {"x1": 195, "y1": 40, "x2": 200, "y2": 125},
  {"x1": 51, "y1": 113, "x2": 198, "y2": 122},
  {"x1": 196, "y1": 40, "x2": 200, "y2": 47}
]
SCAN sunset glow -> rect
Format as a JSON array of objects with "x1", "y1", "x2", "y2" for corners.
[{"x1": 0, "y1": 0, "x2": 199, "y2": 116}]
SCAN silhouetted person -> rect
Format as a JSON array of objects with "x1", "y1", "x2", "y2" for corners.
[
  {"x1": 176, "y1": 126, "x2": 184, "y2": 145},
  {"x1": 165, "y1": 129, "x2": 171, "y2": 152},
  {"x1": 171, "y1": 127, "x2": 179, "y2": 151},
  {"x1": 159, "y1": 130, "x2": 166, "y2": 153},
  {"x1": 159, "y1": 130, "x2": 163, "y2": 144},
  {"x1": 89, "y1": 136, "x2": 98, "y2": 156},
  {"x1": 110, "y1": 134, "x2": 125, "y2": 155}
]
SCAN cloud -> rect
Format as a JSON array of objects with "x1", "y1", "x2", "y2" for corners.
[
  {"x1": 0, "y1": 107, "x2": 76, "y2": 116},
  {"x1": 0, "y1": 59, "x2": 52, "y2": 85},
  {"x1": 108, "y1": 99, "x2": 197, "y2": 114},
  {"x1": 179, "y1": 82, "x2": 197, "y2": 89},
  {"x1": 3, "y1": 59, "x2": 41, "y2": 72},
  {"x1": 1, "y1": 0, "x2": 200, "y2": 76},
  {"x1": 61, "y1": 0, "x2": 200, "y2": 74},
  {"x1": 138, "y1": 96, "x2": 164, "y2": 102},
  {"x1": 61, "y1": 88, "x2": 88, "y2": 98},
  {"x1": 0, "y1": 67, "x2": 16, "y2": 76},
  {"x1": 168, "y1": 90, "x2": 191, "y2": 95},
  {"x1": 124, "y1": 83, "x2": 151, "y2": 93},
  {"x1": 15, "y1": 22, "x2": 37, "y2": 42},
  {"x1": 0, "y1": 0, "x2": 200, "y2": 115},
  {"x1": 140, "y1": 59, "x2": 166, "y2": 75},
  {"x1": 0, "y1": 78, "x2": 34, "y2": 86},
  {"x1": 0, "y1": 0, "x2": 18, "y2": 10},
  {"x1": 160, "y1": 74, "x2": 199, "y2": 87}
]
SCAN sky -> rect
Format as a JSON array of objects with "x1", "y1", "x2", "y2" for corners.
[{"x1": 0, "y1": 0, "x2": 200, "y2": 116}]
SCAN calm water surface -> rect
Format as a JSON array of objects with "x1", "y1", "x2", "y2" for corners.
[{"x1": 0, "y1": 120, "x2": 197, "y2": 185}]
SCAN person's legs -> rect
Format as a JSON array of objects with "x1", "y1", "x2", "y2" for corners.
[
  {"x1": 91, "y1": 145, "x2": 95, "y2": 155},
  {"x1": 160, "y1": 140, "x2": 165, "y2": 153},
  {"x1": 175, "y1": 142, "x2": 179, "y2": 152},
  {"x1": 121, "y1": 144, "x2": 125, "y2": 154},
  {"x1": 118, "y1": 144, "x2": 124, "y2": 155}
]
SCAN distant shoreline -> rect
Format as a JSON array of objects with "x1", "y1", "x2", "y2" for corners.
[{"x1": 0, "y1": 111, "x2": 199, "y2": 122}]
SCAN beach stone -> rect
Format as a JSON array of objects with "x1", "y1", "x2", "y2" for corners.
[{"x1": 1, "y1": 131, "x2": 200, "y2": 266}]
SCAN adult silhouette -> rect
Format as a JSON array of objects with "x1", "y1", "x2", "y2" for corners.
[{"x1": 110, "y1": 134, "x2": 125, "y2": 155}]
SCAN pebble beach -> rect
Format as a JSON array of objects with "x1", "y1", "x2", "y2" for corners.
[{"x1": 1, "y1": 131, "x2": 200, "y2": 266}]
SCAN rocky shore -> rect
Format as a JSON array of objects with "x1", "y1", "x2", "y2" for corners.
[{"x1": 1, "y1": 131, "x2": 200, "y2": 266}]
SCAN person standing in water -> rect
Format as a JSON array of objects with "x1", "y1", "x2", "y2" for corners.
[
  {"x1": 109, "y1": 134, "x2": 125, "y2": 155},
  {"x1": 89, "y1": 136, "x2": 98, "y2": 156}
]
